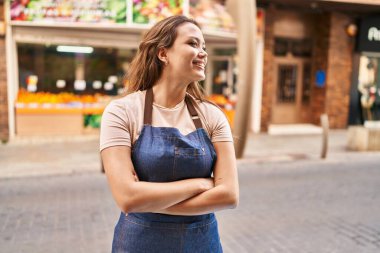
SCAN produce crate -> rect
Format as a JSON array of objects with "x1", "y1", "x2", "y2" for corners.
[{"x1": 16, "y1": 107, "x2": 86, "y2": 136}]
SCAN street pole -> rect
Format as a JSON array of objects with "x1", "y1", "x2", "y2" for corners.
[{"x1": 226, "y1": 0, "x2": 257, "y2": 158}]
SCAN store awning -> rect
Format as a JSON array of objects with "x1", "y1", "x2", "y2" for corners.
[{"x1": 10, "y1": 22, "x2": 236, "y2": 47}]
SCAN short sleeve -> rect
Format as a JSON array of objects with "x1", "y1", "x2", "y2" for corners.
[
  {"x1": 201, "y1": 103, "x2": 233, "y2": 143},
  {"x1": 99, "y1": 100, "x2": 132, "y2": 152}
]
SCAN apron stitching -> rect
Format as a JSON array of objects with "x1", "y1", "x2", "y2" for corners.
[
  {"x1": 196, "y1": 129, "x2": 207, "y2": 173},
  {"x1": 173, "y1": 144, "x2": 177, "y2": 180},
  {"x1": 124, "y1": 217, "x2": 216, "y2": 229}
]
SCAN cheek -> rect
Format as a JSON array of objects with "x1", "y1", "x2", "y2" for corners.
[
  {"x1": 170, "y1": 48, "x2": 198, "y2": 67},
  {"x1": 178, "y1": 55, "x2": 195, "y2": 67}
]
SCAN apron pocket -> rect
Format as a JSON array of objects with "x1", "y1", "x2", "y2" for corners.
[{"x1": 174, "y1": 147, "x2": 209, "y2": 180}]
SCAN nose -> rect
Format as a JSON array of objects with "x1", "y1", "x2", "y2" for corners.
[{"x1": 198, "y1": 49, "x2": 207, "y2": 58}]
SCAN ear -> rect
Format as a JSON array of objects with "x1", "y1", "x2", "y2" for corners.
[{"x1": 157, "y1": 47, "x2": 168, "y2": 65}]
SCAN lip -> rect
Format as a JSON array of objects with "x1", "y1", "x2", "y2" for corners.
[{"x1": 192, "y1": 60, "x2": 206, "y2": 70}]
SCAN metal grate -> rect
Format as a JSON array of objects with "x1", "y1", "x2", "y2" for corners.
[{"x1": 277, "y1": 65, "x2": 297, "y2": 103}]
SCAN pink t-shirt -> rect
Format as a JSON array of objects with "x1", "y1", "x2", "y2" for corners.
[{"x1": 99, "y1": 90, "x2": 233, "y2": 152}]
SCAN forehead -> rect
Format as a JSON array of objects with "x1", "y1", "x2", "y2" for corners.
[{"x1": 176, "y1": 22, "x2": 205, "y2": 43}]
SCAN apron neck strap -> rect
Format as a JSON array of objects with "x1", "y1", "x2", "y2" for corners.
[
  {"x1": 143, "y1": 88, "x2": 154, "y2": 125},
  {"x1": 144, "y1": 88, "x2": 203, "y2": 129},
  {"x1": 185, "y1": 95, "x2": 203, "y2": 129}
]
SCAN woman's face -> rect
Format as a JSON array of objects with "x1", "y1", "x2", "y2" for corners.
[{"x1": 164, "y1": 22, "x2": 208, "y2": 83}]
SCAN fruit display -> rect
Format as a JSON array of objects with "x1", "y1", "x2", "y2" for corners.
[
  {"x1": 208, "y1": 94, "x2": 228, "y2": 106},
  {"x1": 16, "y1": 89, "x2": 108, "y2": 107},
  {"x1": 133, "y1": 0, "x2": 183, "y2": 24},
  {"x1": 207, "y1": 94, "x2": 235, "y2": 128},
  {"x1": 15, "y1": 90, "x2": 111, "y2": 129}
]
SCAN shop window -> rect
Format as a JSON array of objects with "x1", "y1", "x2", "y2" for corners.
[
  {"x1": 274, "y1": 37, "x2": 311, "y2": 57},
  {"x1": 17, "y1": 43, "x2": 136, "y2": 96},
  {"x1": 208, "y1": 52, "x2": 237, "y2": 127},
  {"x1": 212, "y1": 60, "x2": 230, "y2": 95},
  {"x1": 277, "y1": 65, "x2": 297, "y2": 103},
  {"x1": 210, "y1": 48, "x2": 237, "y2": 99},
  {"x1": 274, "y1": 38, "x2": 288, "y2": 56},
  {"x1": 15, "y1": 43, "x2": 138, "y2": 134},
  {"x1": 291, "y1": 39, "x2": 312, "y2": 57},
  {"x1": 18, "y1": 44, "x2": 76, "y2": 93},
  {"x1": 358, "y1": 56, "x2": 380, "y2": 121}
]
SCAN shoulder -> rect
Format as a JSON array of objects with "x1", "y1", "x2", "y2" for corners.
[
  {"x1": 104, "y1": 91, "x2": 144, "y2": 115},
  {"x1": 194, "y1": 99, "x2": 227, "y2": 123},
  {"x1": 106, "y1": 90, "x2": 144, "y2": 109},
  {"x1": 188, "y1": 95, "x2": 233, "y2": 142},
  {"x1": 100, "y1": 92, "x2": 144, "y2": 151}
]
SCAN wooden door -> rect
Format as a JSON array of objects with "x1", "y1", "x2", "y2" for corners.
[{"x1": 271, "y1": 58, "x2": 310, "y2": 124}]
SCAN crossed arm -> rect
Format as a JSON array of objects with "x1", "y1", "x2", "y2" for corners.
[{"x1": 101, "y1": 141, "x2": 239, "y2": 215}]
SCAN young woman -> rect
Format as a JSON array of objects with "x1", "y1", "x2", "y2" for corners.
[{"x1": 100, "y1": 15, "x2": 239, "y2": 253}]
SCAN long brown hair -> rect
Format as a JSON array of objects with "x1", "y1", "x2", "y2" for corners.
[{"x1": 126, "y1": 15, "x2": 206, "y2": 101}]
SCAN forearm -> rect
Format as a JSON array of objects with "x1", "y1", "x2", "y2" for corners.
[
  {"x1": 103, "y1": 146, "x2": 214, "y2": 214},
  {"x1": 120, "y1": 178, "x2": 211, "y2": 213},
  {"x1": 156, "y1": 184, "x2": 238, "y2": 216}
]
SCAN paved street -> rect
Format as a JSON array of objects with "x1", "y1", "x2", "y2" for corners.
[{"x1": 1, "y1": 149, "x2": 380, "y2": 253}]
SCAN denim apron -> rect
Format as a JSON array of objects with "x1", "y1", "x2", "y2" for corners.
[{"x1": 112, "y1": 89, "x2": 223, "y2": 253}]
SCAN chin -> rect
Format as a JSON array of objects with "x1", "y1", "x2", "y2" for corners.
[
  {"x1": 187, "y1": 70, "x2": 205, "y2": 82},
  {"x1": 195, "y1": 73, "x2": 206, "y2": 81}
]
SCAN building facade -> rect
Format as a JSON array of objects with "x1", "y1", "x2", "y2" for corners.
[
  {"x1": 1, "y1": 1, "x2": 380, "y2": 141},
  {"x1": 0, "y1": 0, "x2": 238, "y2": 140},
  {"x1": 257, "y1": 0, "x2": 380, "y2": 131}
]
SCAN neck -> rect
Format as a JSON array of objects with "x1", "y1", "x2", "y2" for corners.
[{"x1": 152, "y1": 77, "x2": 189, "y2": 108}]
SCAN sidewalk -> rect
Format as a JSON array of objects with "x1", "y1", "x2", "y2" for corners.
[
  {"x1": 0, "y1": 135, "x2": 101, "y2": 178},
  {"x1": 0, "y1": 129, "x2": 371, "y2": 178},
  {"x1": 242, "y1": 129, "x2": 348, "y2": 162}
]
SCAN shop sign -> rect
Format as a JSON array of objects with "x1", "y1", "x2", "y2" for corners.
[
  {"x1": 358, "y1": 16, "x2": 380, "y2": 52},
  {"x1": 10, "y1": 0, "x2": 127, "y2": 23},
  {"x1": 9, "y1": 0, "x2": 240, "y2": 34}
]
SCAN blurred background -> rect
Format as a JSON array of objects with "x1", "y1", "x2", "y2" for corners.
[
  {"x1": 0, "y1": 1, "x2": 380, "y2": 252},
  {"x1": 0, "y1": 0, "x2": 380, "y2": 140}
]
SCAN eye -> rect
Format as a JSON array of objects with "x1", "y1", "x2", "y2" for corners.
[
  {"x1": 202, "y1": 47, "x2": 207, "y2": 52},
  {"x1": 189, "y1": 41, "x2": 198, "y2": 47}
]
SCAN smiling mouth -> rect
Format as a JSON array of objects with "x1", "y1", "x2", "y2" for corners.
[{"x1": 193, "y1": 60, "x2": 205, "y2": 70}]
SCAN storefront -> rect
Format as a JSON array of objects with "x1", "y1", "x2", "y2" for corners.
[
  {"x1": 259, "y1": 7, "x2": 319, "y2": 130},
  {"x1": 257, "y1": 0, "x2": 380, "y2": 133},
  {"x1": 5, "y1": 0, "x2": 240, "y2": 138},
  {"x1": 349, "y1": 16, "x2": 380, "y2": 125}
]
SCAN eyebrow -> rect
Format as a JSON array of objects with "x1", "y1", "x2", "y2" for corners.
[{"x1": 187, "y1": 36, "x2": 206, "y2": 46}]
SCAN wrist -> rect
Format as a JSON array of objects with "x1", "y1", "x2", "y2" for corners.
[{"x1": 197, "y1": 178, "x2": 213, "y2": 193}]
